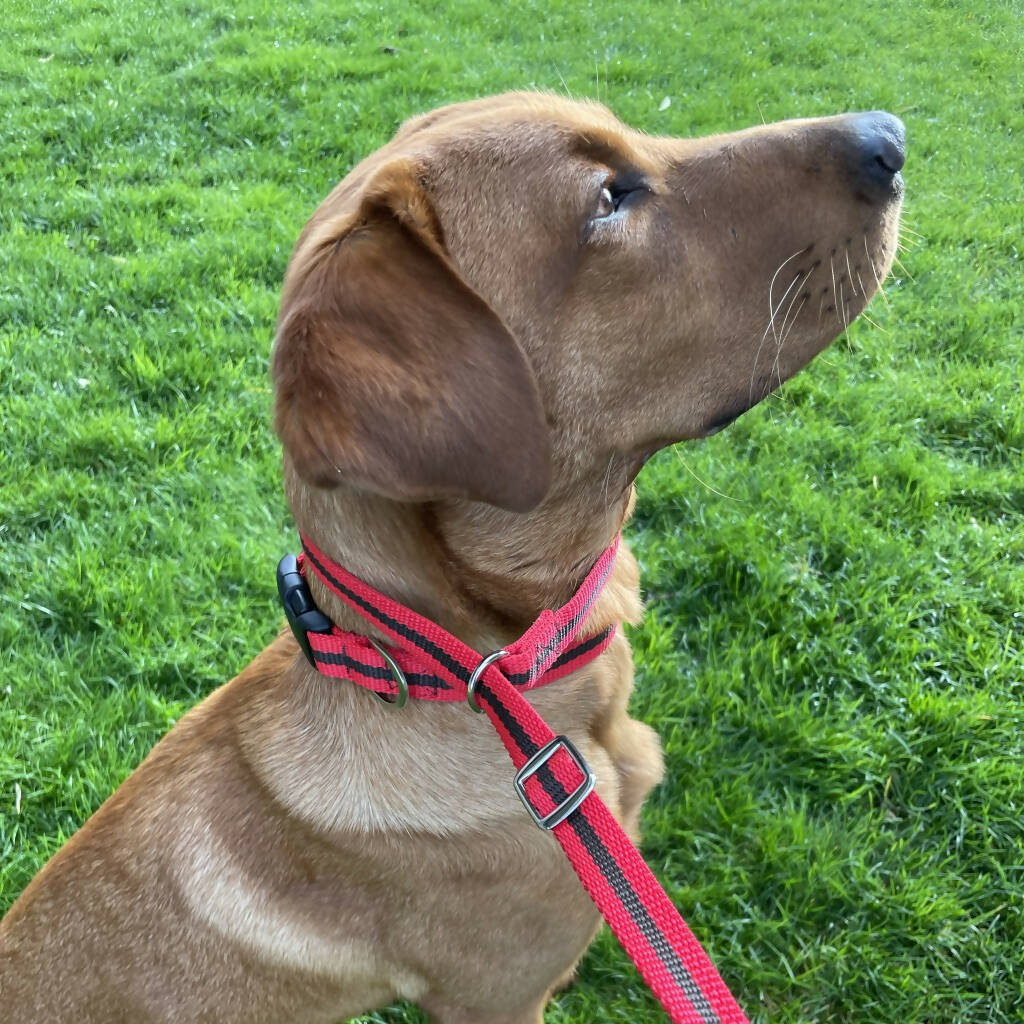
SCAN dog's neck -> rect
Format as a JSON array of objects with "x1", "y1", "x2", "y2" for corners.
[
  {"x1": 283, "y1": 455, "x2": 643, "y2": 653},
  {"x1": 250, "y1": 458, "x2": 646, "y2": 841}
]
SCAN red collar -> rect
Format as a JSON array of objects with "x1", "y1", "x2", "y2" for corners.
[
  {"x1": 279, "y1": 532, "x2": 620, "y2": 706},
  {"x1": 275, "y1": 534, "x2": 749, "y2": 1024}
]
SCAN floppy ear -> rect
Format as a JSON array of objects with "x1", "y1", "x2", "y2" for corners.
[{"x1": 272, "y1": 160, "x2": 552, "y2": 513}]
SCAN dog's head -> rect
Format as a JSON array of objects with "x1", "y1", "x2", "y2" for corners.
[{"x1": 273, "y1": 93, "x2": 903, "y2": 516}]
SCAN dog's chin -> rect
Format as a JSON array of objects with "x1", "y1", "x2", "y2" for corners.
[
  {"x1": 701, "y1": 407, "x2": 749, "y2": 436},
  {"x1": 699, "y1": 341, "x2": 839, "y2": 437},
  {"x1": 700, "y1": 383, "x2": 777, "y2": 437}
]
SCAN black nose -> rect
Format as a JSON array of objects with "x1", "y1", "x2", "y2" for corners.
[{"x1": 851, "y1": 111, "x2": 906, "y2": 191}]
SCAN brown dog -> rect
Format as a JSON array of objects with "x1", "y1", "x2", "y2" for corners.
[{"x1": 0, "y1": 93, "x2": 904, "y2": 1023}]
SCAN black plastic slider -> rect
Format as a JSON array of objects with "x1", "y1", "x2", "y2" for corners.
[{"x1": 276, "y1": 553, "x2": 333, "y2": 667}]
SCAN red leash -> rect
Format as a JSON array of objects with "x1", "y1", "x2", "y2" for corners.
[{"x1": 278, "y1": 534, "x2": 750, "y2": 1024}]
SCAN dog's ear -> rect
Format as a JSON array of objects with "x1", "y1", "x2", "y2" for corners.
[{"x1": 272, "y1": 160, "x2": 551, "y2": 513}]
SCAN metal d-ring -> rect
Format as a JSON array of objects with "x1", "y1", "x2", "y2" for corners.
[
  {"x1": 465, "y1": 649, "x2": 508, "y2": 713},
  {"x1": 370, "y1": 640, "x2": 409, "y2": 709}
]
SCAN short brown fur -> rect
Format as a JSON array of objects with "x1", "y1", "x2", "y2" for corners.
[{"x1": 0, "y1": 92, "x2": 902, "y2": 1023}]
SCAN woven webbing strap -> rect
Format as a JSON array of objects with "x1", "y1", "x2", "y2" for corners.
[{"x1": 294, "y1": 533, "x2": 749, "y2": 1024}]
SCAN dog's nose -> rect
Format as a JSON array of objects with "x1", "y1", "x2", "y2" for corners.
[{"x1": 850, "y1": 111, "x2": 906, "y2": 191}]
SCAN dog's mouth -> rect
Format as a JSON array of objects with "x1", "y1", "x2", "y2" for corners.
[
  {"x1": 701, "y1": 402, "x2": 758, "y2": 436},
  {"x1": 701, "y1": 371, "x2": 782, "y2": 436},
  {"x1": 699, "y1": 216, "x2": 900, "y2": 443}
]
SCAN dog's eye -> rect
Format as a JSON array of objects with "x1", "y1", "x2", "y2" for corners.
[{"x1": 594, "y1": 179, "x2": 647, "y2": 220}]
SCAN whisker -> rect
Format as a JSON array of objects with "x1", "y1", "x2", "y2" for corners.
[
  {"x1": 864, "y1": 236, "x2": 891, "y2": 309},
  {"x1": 892, "y1": 253, "x2": 915, "y2": 280},
  {"x1": 600, "y1": 453, "x2": 615, "y2": 507},
  {"x1": 671, "y1": 448, "x2": 743, "y2": 502},
  {"x1": 772, "y1": 295, "x2": 808, "y2": 387},
  {"x1": 768, "y1": 265, "x2": 814, "y2": 394},
  {"x1": 859, "y1": 311, "x2": 888, "y2": 334},
  {"x1": 750, "y1": 248, "x2": 807, "y2": 405},
  {"x1": 768, "y1": 250, "x2": 808, "y2": 344},
  {"x1": 766, "y1": 271, "x2": 808, "y2": 390},
  {"x1": 783, "y1": 292, "x2": 808, "y2": 338},
  {"x1": 899, "y1": 239, "x2": 922, "y2": 258},
  {"x1": 777, "y1": 269, "x2": 812, "y2": 343},
  {"x1": 773, "y1": 268, "x2": 812, "y2": 364},
  {"x1": 844, "y1": 248, "x2": 857, "y2": 297}
]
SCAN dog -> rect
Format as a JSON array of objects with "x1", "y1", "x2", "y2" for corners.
[{"x1": 0, "y1": 92, "x2": 904, "y2": 1023}]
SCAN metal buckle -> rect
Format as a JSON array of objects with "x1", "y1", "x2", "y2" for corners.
[
  {"x1": 465, "y1": 649, "x2": 508, "y2": 713},
  {"x1": 369, "y1": 640, "x2": 409, "y2": 709},
  {"x1": 513, "y1": 735, "x2": 596, "y2": 830}
]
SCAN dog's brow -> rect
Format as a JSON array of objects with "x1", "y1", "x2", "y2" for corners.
[{"x1": 569, "y1": 127, "x2": 658, "y2": 184}]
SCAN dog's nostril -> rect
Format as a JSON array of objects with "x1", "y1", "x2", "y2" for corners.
[
  {"x1": 850, "y1": 111, "x2": 906, "y2": 191},
  {"x1": 873, "y1": 137, "x2": 905, "y2": 175}
]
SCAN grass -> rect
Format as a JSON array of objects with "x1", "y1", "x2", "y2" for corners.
[{"x1": 1, "y1": 0, "x2": 1021, "y2": 1021}]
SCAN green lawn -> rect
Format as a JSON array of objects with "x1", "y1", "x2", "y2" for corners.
[{"x1": 1, "y1": 0, "x2": 1021, "y2": 1021}]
